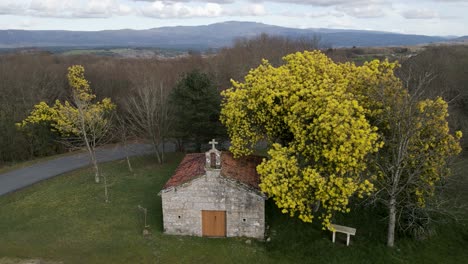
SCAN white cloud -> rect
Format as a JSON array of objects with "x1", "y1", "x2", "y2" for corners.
[
  {"x1": 0, "y1": 1, "x2": 26, "y2": 15},
  {"x1": 29, "y1": 0, "x2": 75, "y2": 17},
  {"x1": 118, "y1": 4, "x2": 134, "y2": 15},
  {"x1": 336, "y1": 4, "x2": 387, "y2": 18},
  {"x1": 224, "y1": 3, "x2": 266, "y2": 16},
  {"x1": 141, "y1": 2, "x2": 223, "y2": 18},
  {"x1": 433, "y1": 0, "x2": 468, "y2": 2},
  {"x1": 267, "y1": 0, "x2": 387, "y2": 6},
  {"x1": 133, "y1": 0, "x2": 235, "y2": 3},
  {"x1": 133, "y1": 0, "x2": 387, "y2": 6},
  {"x1": 0, "y1": 0, "x2": 453, "y2": 20},
  {"x1": 0, "y1": 0, "x2": 134, "y2": 18},
  {"x1": 74, "y1": 0, "x2": 127, "y2": 18},
  {"x1": 256, "y1": 0, "x2": 391, "y2": 19},
  {"x1": 243, "y1": 4, "x2": 266, "y2": 16},
  {"x1": 141, "y1": 2, "x2": 270, "y2": 18},
  {"x1": 280, "y1": 10, "x2": 343, "y2": 18},
  {"x1": 402, "y1": 8, "x2": 439, "y2": 19},
  {"x1": 157, "y1": 0, "x2": 371, "y2": 6}
]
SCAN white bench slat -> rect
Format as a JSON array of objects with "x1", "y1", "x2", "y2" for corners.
[
  {"x1": 330, "y1": 224, "x2": 356, "y2": 235},
  {"x1": 330, "y1": 224, "x2": 356, "y2": 246}
]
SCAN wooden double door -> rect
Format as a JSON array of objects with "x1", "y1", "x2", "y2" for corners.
[{"x1": 202, "y1": 210, "x2": 226, "y2": 237}]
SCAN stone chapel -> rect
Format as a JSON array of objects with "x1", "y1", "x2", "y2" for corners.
[{"x1": 159, "y1": 140, "x2": 265, "y2": 239}]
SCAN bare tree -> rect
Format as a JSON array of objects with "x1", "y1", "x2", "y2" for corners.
[
  {"x1": 115, "y1": 114, "x2": 134, "y2": 173},
  {"x1": 124, "y1": 79, "x2": 172, "y2": 164}
]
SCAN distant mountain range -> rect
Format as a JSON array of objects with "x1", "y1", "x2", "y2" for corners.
[
  {"x1": 453, "y1": 36, "x2": 468, "y2": 42},
  {"x1": 0, "y1": 21, "x2": 462, "y2": 50}
]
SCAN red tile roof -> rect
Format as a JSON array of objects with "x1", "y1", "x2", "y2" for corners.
[
  {"x1": 163, "y1": 153, "x2": 206, "y2": 189},
  {"x1": 221, "y1": 152, "x2": 264, "y2": 190},
  {"x1": 162, "y1": 152, "x2": 264, "y2": 191}
]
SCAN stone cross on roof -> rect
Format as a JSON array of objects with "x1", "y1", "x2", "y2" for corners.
[
  {"x1": 206, "y1": 139, "x2": 221, "y2": 169},
  {"x1": 209, "y1": 139, "x2": 218, "y2": 150}
]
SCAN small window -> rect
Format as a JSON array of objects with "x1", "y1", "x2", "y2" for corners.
[
  {"x1": 243, "y1": 218, "x2": 246, "y2": 222},
  {"x1": 178, "y1": 215, "x2": 181, "y2": 219}
]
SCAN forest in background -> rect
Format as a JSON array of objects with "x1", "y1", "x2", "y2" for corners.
[{"x1": 0, "y1": 34, "x2": 467, "y2": 164}]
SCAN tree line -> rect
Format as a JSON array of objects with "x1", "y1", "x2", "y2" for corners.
[
  {"x1": 1, "y1": 39, "x2": 467, "y2": 165},
  {"x1": 0, "y1": 34, "x2": 322, "y2": 164}
]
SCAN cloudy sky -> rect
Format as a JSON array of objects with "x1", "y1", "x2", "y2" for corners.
[{"x1": 0, "y1": 0, "x2": 467, "y2": 36}]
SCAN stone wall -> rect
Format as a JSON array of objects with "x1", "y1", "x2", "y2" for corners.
[{"x1": 161, "y1": 169, "x2": 265, "y2": 239}]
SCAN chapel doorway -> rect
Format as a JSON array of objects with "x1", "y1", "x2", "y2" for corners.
[{"x1": 202, "y1": 210, "x2": 226, "y2": 237}]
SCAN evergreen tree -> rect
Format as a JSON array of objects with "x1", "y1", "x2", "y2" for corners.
[{"x1": 170, "y1": 70, "x2": 224, "y2": 152}]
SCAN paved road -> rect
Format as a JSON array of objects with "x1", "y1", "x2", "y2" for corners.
[{"x1": 0, "y1": 143, "x2": 158, "y2": 196}]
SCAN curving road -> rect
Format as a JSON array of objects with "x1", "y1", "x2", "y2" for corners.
[{"x1": 0, "y1": 143, "x2": 159, "y2": 196}]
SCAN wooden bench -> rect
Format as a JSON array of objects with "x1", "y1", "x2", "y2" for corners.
[{"x1": 330, "y1": 224, "x2": 356, "y2": 246}]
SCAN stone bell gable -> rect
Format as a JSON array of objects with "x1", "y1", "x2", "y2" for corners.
[
  {"x1": 205, "y1": 139, "x2": 221, "y2": 169},
  {"x1": 160, "y1": 140, "x2": 265, "y2": 239}
]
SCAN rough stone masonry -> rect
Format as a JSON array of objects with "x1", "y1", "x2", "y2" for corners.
[{"x1": 160, "y1": 140, "x2": 265, "y2": 239}]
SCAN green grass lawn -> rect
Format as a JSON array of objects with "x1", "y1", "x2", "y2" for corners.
[{"x1": 0, "y1": 153, "x2": 467, "y2": 264}]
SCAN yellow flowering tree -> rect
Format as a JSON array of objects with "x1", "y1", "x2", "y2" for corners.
[
  {"x1": 356, "y1": 60, "x2": 463, "y2": 247},
  {"x1": 221, "y1": 51, "x2": 383, "y2": 229},
  {"x1": 18, "y1": 65, "x2": 115, "y2": 189},
  {"x1": 221, "y1": 51, "x2": 462, "y2": 246}
]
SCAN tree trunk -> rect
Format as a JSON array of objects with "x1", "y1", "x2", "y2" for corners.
[
  {"x1": 90, "y1": 151, "x2": 100, "y2": 184},
  {"x1": 126, "y1": 156, "x2": 133, "y2": 173},
  {"x1": 121, "y1": 129, "x2": 133, "y2": 173},
  {"x1": 150, "y1": 134, "x2": 162, "y2": 164},
  {"x1": 176, "y1": 138, "x2": 185, "y2": 152},
  {"x1": 387, "y1": 197, "x2": 397, "y2": 247},
  {"x1": 161, "y1": 138, "x2": 165, "y2": 163},
  {"x1": 84, "y1": 139, "x2": 100, "y2": 183},
  {"x1": 152, "y1": 142, "x2": 162, "y2": 164},
  {"x1": 78, "y1": 104, "x2": 100, "y2": 184},
  {"x1": 103, "y1": 173, "x2": 109, "y2": 203}
]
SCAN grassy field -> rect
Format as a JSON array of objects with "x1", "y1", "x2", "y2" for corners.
[{"x1": 0, "y1": 153, "x2": 467, "y2": 263}]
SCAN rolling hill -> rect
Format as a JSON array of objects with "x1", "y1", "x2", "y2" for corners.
[{"x1": 0, "y1": 21, "x2": 453, "y2": 50}]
